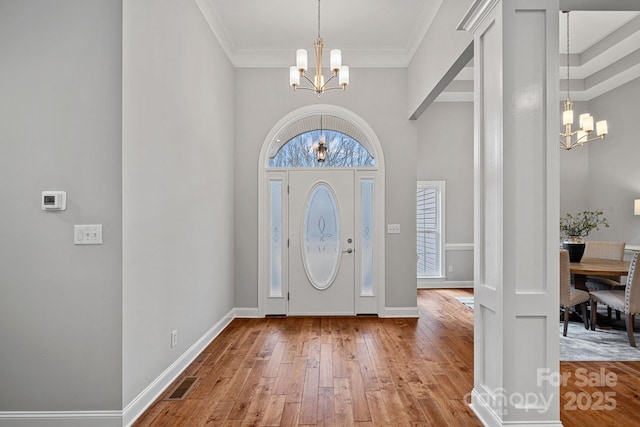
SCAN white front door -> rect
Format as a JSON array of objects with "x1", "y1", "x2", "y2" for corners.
[{"x1": 288, "y1": 170, "x2": 355, "y2": 315}]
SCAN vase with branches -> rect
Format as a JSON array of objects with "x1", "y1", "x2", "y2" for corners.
[
  {"x1": 560, "y1": 210, "x2": 609, "y2": 242},
  {"x1": 560, "y1": 210, "x2": 609, "y2": 262}
]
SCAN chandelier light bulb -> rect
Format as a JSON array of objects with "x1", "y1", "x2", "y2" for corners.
[
  {"x1": 563, "y1": 109, "x2": 573, "y2": 125},
  {"x1": 290, "y1": 66, "x2": 300, "y2": 87},
  {"x1": 296, "y1": 49, "x2": 308, "y2": 72},
  {"x1": 330, "y1": 49, "x2": 342, "y2": 72},
  {"x1": 339, "y1": 66, "x2": 349, "y2": 87},
  {"x1": 596, "y1": 120, "x2": 608, "y2": 137}
]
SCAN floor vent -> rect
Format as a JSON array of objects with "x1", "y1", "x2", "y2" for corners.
[{"x1": 166, "y1": 376, "x2": 198, "y2": 400}]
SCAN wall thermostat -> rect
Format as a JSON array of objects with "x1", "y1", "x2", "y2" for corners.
[{"x1": 41, "y1": 191, "x2": 67, "y2": 210}]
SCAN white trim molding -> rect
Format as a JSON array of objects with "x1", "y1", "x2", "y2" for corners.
[
  {"x1": 625, "y1": 244, "x2": 640, "y2": 253},
  {"x1": 0, "y1": 411, "x2": 121, "y2": 427},
  {"x1": 234, "y1": 307, "x2": 260, "y2": 318},
  {"x1": 418, "y1": 279, "x2": 473, "y2": 289},
  {"x1": 381, "y1": 307, "x2": 419, "y2": 318},
  {"x1": 445, "y1": 242, "x2": 474, "y2": 251}
]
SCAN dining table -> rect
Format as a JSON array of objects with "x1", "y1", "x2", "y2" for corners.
[{"x1": 569, "y1": 257, "x2": 630, "y2": 292}]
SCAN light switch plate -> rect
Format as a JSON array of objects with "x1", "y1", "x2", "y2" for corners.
[
  {"x1": 387, "y1": 224, "x2": 401, "y2": 234},
  {"x1": 74, "y1": 224, "x2": 103, "y2": 245}
]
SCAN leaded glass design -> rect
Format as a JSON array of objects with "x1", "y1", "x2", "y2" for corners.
[
  {"x1": 302, "y1": 183, "x2": 341, "y2": 290},
  {"x1": 269, "y1": 130, "x2": 375, "y2": 167},
  {"x1": 269, "y1": 180, "x2": 282, "y2": 297},
  {"x1": 361, "y1": 179, "x2": 374, "y2": 296}
]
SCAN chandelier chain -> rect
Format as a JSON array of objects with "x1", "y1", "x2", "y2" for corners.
[
  {"x1": 566, "y1": 11, "x2": 570, "y2": 100},
  {"x1": 317, "y1": 0, "x2": 321, "y2": 40}
]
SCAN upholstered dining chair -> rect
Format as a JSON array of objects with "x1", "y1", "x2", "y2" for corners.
[
  {"x1": 560, "y1": 249, "x2": 590, "y2": 336},
  {"x1": 583, "y1": 241, "x2": 626, "y2": 288},
  {"x1": 590, "y1": 252, "x2": 640, "y2": 347},
  {"x1": 583, "y1": 241, "x2": 626, "y2": 319}
]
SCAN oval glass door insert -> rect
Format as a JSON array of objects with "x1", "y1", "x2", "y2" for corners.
[{"x1": 302, "y1": 183, "x2": 341, "y2": 290}]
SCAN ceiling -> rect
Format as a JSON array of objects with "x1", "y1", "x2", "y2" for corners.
[
  {"x1": 200, "y1": 0, "x2": 640, "y2": 102},
  {"x1": 199, "y1": 0, "x2": 441, "y2": 67}
]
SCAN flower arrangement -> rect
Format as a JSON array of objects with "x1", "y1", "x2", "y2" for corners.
[{"x1": 560, "y1": 209, "x2": 609, "y2": 240}]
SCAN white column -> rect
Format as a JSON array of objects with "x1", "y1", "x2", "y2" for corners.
[{"x1": 459, "y1": 1, "x2": 561, "y2": 426}]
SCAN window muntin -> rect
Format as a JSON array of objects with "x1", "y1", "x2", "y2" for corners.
[{"x1": 269, "y1": 130, "x2": 375, "y2": 168}]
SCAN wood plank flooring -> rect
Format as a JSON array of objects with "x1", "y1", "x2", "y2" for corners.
[{"x1": 133, "y1": 289, "x2": 640, "y2": 426}]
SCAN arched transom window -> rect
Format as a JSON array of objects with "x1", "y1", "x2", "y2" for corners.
[
  {"x1": 267, "y1": 115, "x2": 376, "y2": 168},
  {"x1": 269, "y1": 130, "x2": 375, "y2": 168}
]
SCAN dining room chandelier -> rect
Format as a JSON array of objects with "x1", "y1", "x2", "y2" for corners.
[
  {"x1": 560, "y1": 11, "x2": 608, "y2": 150},
  {"x1": 289, "y1": 0, "x2": 349, "y2": 95}
]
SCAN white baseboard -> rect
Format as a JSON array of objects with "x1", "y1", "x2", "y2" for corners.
[
  {"x1": 381, "y1": 307, "x2": 419, "y2": 318},
  {"x1": 0, "y1": 411, "x2": 121, "y2": 427},
  {"x1": 418, "y1": 280, "x2": 473, "y2": 289},
  {"x1": 122, "y1": 308, "x2": 235, "y2": 426},
  {"x1": 469, "y1": 388, "x2": 562, "y2": 427},
  {"x1": 234, "y1": 307, "x2": 260, "y2": 318}
]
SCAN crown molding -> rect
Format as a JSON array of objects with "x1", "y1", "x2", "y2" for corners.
[
  {"x1": 194, "y1": 0, "x2": 238, "y2": 64},
  {"x1": 560, "y1": 0, "x2": 640, "y2": 11},
  {"x1": 231, "y1": 48, "x2": 411, "y2": 68},
  {"x1": 457, "y1": 0, "x2": 500, "y2": 34},
  {"x1": 407, "y1": 0, "x2": 444, "y2": 60}
]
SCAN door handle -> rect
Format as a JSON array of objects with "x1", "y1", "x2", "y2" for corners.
[{"x1": 343, "y1": 248, "x2": 353, "y2": 254}]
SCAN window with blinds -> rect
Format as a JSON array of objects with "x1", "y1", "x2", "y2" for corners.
[{"x1": 417, "y1": 181, "x2": 444, "y2": 278}]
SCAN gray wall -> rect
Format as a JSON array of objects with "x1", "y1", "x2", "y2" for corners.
[
  {"x1": 584, "y1": 77, "x2": 640, "y2": 245},
  {"x1": 234, "y1": 67, "x2": 418, "y2": 309},
  {"x1": 122, "y1": 0, "x2": 236, "y2": 405},
  {"x1": 558, "y1": 79, "x2": 640, "y2": 246},
  {"x1": 417, "y1": 102, "x2": 474, "y2": 283},
  {"x1": 0, "y1": 0, "x2": 123, "y2": 411}
]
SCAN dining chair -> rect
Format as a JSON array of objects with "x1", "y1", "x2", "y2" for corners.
[
  {"x1": 583, "y1": 240, "x2": 626, "y2": 319},
  {"x1": 583, "y1": 241, "x2": 626, "y2": 288},
  {"x1": 590, "y1": 252, "x2": 640, "y2": 347},
  {"x1": 560, "y1": 249, "x2": 590, "y2": 336}
]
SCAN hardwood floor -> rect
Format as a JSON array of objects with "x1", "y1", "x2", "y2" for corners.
[{"x1": 134, "y1": 289, "x2": 640, "y2": 426}]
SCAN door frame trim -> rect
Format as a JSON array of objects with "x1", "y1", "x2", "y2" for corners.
[{"x1": 258, "y1": 104, "x2": 386, "y2": 317}]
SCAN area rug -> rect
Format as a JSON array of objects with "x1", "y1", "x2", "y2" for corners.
[
  {"x1": 560, "y1": 322, "x2": 640, "y2": 361},
  {"x1": 455, "y1": 296, "x2": 640, "y2": 361}
]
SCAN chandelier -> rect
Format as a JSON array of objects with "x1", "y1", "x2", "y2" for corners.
[
  {"x1": 560, "y1": 11, "x2": 608, "y2": 150},
  {"x1": 289, "y1": 0, "x2": 349, "y2": 95}
]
